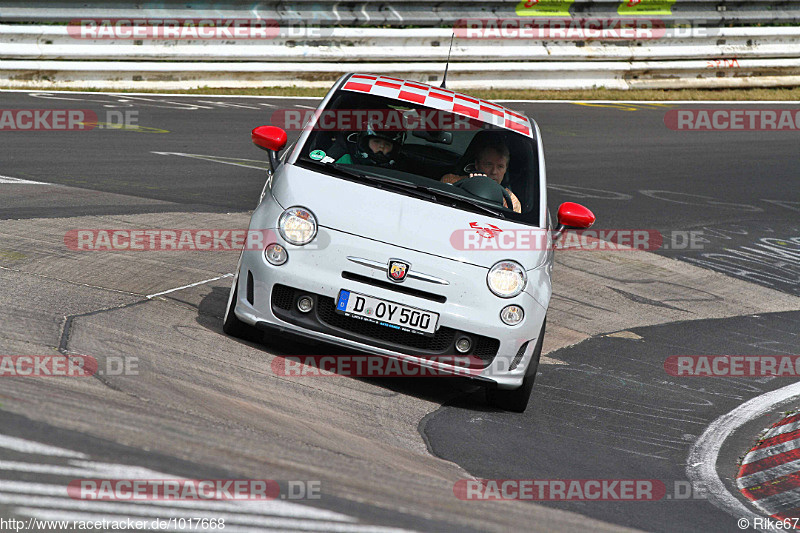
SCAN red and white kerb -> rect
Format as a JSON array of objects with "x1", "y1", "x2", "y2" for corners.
[{"x1": 341, "y1": 74, "x2": 533, "y2": 138}]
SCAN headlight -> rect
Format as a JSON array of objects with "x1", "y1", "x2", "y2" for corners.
[
  {"x1": 487, "y1": 261, "x2": 527, "y2": 298},
  {"x1": 278, "y1": 207, "x2": 317, "y2": 245}
]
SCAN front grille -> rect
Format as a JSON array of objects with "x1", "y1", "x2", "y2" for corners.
[
  {"x1": 271, "y1": 284, "x2": 294, "y2": 310},
  {"x1": 474, "y1": 336, "x2": 502, "y2": 360},
  {"x1": 341, "y1": 271, "x2": 446, "y2": 303},
  {"x1": 270, "y1": 284, "x2": 500, "y2": 364}
]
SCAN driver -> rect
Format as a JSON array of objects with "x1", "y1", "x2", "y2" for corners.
[
  {"x1": 336, "y1": 119, "x2": 406, "y2": 167},
  {"x1": 441, "y1": 142, "x2": 521, "y2": 213}
]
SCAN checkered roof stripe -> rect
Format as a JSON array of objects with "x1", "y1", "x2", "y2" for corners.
[{"x1": 341, "y1": 74, "x2": 533, "y2": 138}]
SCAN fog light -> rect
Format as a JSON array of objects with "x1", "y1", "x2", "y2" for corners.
[
  {"x1": 297, "y1": 295, "x2": 314, "y2": 313},
  {"x1": 500, "y1": 305, "x2": 524, "y2": 326},
  {"x1": 265, "y1": 243, "x2": 287, "y2": 265},
  {"x1": 455, "y1": 337, "x2": 472, "y2": 353}
]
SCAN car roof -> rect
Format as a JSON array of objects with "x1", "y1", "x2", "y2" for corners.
[{"x1": 340, "y1": 73, "x2": 533, "y2": 138}]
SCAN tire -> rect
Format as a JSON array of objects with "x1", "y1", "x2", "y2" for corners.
[
  {"x1": 486, "y1": 319, "x2": 546, "y2": 413},
  {"x1": 222, "y1": 274, "x2": 250, "y2": 338}
]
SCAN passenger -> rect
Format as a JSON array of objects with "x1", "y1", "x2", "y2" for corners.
[{"x1": 336, "y1": 120, "x2": 406, "y2": 167}]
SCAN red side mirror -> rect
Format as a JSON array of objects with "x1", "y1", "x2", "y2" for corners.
[
  {"x1": 557, "y1": 202, "x2": 595, "y2": 229},
  {"x1": 252, "y1": 125, "x2": 287, "y2": 152}
]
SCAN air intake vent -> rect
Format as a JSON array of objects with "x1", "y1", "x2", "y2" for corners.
[
  {"x1": 509, "y1": 340, "x2": 530, "y2": 371},
  {"x1": 246, "y1": 271, "x2": 254, "y2": 305}
]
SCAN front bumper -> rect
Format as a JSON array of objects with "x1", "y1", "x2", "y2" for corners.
[{"x1": 233, "y1": 226, "x2": 548, "y2": 389}]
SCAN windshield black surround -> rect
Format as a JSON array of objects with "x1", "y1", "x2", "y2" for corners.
[{"x1": 295, "y1": 90, "x2": 541, "y2": 225}]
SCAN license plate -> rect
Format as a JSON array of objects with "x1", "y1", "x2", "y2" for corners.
[{"x1": 335, "y1": 290, "x2": 438, "y2": 336}]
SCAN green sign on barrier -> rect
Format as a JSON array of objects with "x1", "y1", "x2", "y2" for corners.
[
  {"x1": 618, "y1": 0, "x2": 676, "y2": 15},
  {"x1": 515, "y1": 0, "x2": 575, "y2": 17}
]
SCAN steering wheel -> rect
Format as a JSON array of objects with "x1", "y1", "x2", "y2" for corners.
[
  {"x1": 452, "y1": 173, "x2": 514, "y2": 210},
  {"x1": 500, "y1": 184, "x2": 514, "y2": 211}
]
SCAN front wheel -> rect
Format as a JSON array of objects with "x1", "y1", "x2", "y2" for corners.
[{"x1": 486, "y1": 319, "x2": 546, "y2": 413}]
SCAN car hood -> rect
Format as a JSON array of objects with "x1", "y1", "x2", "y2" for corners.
[{"x1": 270, "y1": 164, "x2": 548, "y2": 270}]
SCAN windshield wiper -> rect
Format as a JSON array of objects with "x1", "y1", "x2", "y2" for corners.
[
  {"x1": 324, "y1": 163, "x2": 439, "y2": 201},
  {"x1": 305, "y1": 161, "x2": 413, "y2": 190},
  {"x1": 327, "y1": 163, "x2": 415, "y2": 187},
  {"x1": 308, "y1": 161, "x2": 506, "y2": 218},
  {"x1": 418, "y1": 185, "x2": 507, "y2": 219},
  {"x1": 316, "y1": 162, "x2": 371, "y2": 181}
]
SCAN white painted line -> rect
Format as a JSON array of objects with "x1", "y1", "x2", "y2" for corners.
[
  {"x1": 0, "y1": 495, "x2": 357, "y2": 527},
  {"x1": 0, "y1": 435, "x2": 87, "y2": 458},
  {"x1": 494, "y1": 100, "x2": 800, "y2": 105},
  {"x1": 1, "y1": 89, "x2": 797, "y2": 105},
  {"x1": 737, "y1": 458, "x2": 800, "y2": 489},
  {"x1": 686, "y1": 382, "x2": 800, "y2": 531},
  {"x1": 0, "y1": 89, "x2": 323, "y2": 99},
  {"x1": 67, "y1": 460, "x2": 187, "y2": 479},
  {"x1": 150, "y1": 152, "x2": 268, "y2": 170},
  {"x1": 0, "y1": 460, "x2": 98, "y2": 477},
  {"x1": 294, "y1": 104, "x2": 316, "y2": 109},
  {"x1": 743, "y1": 439, "x2": 800, "y2": 465},
  {"x1": 18, "y1": 507, "x2": 416, "y2": 532},
  {"x1": 0, "y1": 481, "x2": 68, "y2": 496},
  {"x1": 0, "y1": 456, "x2": 183, "y2": 480},
  {"x1": 0, "y1": 175, "x2": 49, "y2": 185},
  {"x1": 147, "y1": 273, "x2": 233, "y2": 299},
  {"x1": 194, "y1": 100, "x2": 262, "y2": 110},
  {"x1": 0, "y1": 460, "x2": 184, "y2": 480}
]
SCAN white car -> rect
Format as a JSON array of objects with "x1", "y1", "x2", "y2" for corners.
[{"x1": 224, "y1": 73, "x2": 594, "y2": 412}]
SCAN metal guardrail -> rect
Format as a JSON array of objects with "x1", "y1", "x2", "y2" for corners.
[
  {"x1": 4, "y1": 26, "x2": 800, "y2": 62},
  {"x1": 3, "y1": 58, "x2": 799, "y2": 91},
  {"x1": 1, "y1": 1, "x2": 800, "y2": 25},
  {"x1": 1, "y1": 2, "x2": 799, "y2": 90}
]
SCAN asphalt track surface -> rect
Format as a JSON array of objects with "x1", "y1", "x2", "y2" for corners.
[{"x1": 0, "y1": 90, "x2": 799, "y2": 532}]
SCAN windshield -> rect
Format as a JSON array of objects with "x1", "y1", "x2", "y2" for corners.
[{"x1": 296, "y1": 90, "x2": 541, "y2": 225}]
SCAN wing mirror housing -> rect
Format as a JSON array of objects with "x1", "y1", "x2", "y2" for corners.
[
  {"x1": 554, "y1": 202, "x2": 595, "y2": 241},
  {"x1": 252, "y1": 126, "x2": 288, "y2": 172},
  {"x1": 252, "y1": 125, "x2": 287, "y2": 151}
]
